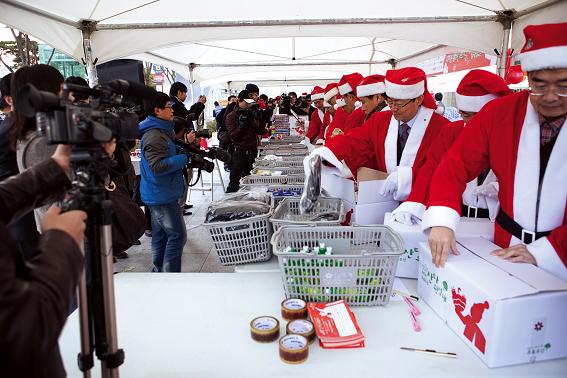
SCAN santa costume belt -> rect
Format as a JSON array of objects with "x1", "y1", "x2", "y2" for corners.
[
  {"x1": 496, "y1": 209, "x2": 551, "y2": 244},
  {"x1": 461, "y1": 204, "x2": 489, "y2": 219}
]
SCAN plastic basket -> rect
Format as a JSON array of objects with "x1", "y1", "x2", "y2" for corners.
[
  {"x1": 259, "y1": 149, "x2": 308, "y2": 157},
  {"x1": 254, "y1": 159, "x2": 304, "y2": 168},
  {"x1": 272, "y1": 225, "x2": 403, "y2": 306},
  {"x1": 203, "y1": 212, "x2": 273, "y2": 266},
  {"x1": 263, "y1": 136, "x2": 303, "y2": 144},
  {"x1": 255, "y1": 155, "x2": 305, "y2": 164},
  {"x1": 250, "y1": 167, "x2": 305, "y2": 176},
  {"x1": 241, "y1": 175, "x2": 305, "y2": 187},
  {"x1": 270, "y1": 197, "x2": 347, "y2": 233}
]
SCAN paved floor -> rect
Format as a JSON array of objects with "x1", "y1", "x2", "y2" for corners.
[{"x1": 114, "y1": 162, "x2": 236, "y2": 273}]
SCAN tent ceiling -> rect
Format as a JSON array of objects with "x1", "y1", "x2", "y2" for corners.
[{"x1": 0, "y1": 0, "x2": 565, "y2": 85}]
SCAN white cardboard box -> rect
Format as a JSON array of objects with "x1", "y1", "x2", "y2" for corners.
[
  {"x1": 321, "y1": 167, "x2": 398, "y2": 225},
  {"x1": 417, "y1": 236, "x2": 567, "y2": 368},
  {"x1": 384, "y1": 214, "x2": 495, "y2": 278}
]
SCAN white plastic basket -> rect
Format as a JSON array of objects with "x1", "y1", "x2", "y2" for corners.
[
  {"x1": 203, "y1": 212, "x2": 273, "y2": 266},
  {"x1": 259, "y1": 149, "x2": 308, "y2": 157},
  {"x1": 240, "y1": 175, "x2": 305, "y2": 187},
  {"x1": 254, "y1": 159, "x2": 304, "y2": 168},
  {"x1": 272, "y1": 225, "x2": 403, "y2": 306},
  {"x1": 250, "y1": 167, "x2": 305, "y2": 176},
  {"x1": 269, "y1": 197, "x2": 347, "y2": 233},
  {"x1": 265, "y1": 185, "x2": 304, "y2": 206}
]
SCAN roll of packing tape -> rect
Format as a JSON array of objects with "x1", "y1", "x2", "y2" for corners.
[
  {"x1": 279, "y1": 334, "x2": 309, "y2": 364},
  {"x1": 281, "y1": 298, "x2": 308, "y2": 321},
  {"x1": 286, "y1": 319, "x2": 316, "y2": 344},
  {"x1": 250, "y1": 316, "x2": 280, "y2": 343}
]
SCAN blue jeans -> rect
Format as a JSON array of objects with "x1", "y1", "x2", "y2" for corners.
[{"x1": 148, "y1": 202, "x2": 187, "y2": 272}]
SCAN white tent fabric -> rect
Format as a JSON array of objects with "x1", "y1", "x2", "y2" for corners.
[{"x1": 0, "y1": 0, "x2": 565, "y2": 86}]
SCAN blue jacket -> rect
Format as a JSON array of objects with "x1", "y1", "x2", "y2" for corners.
[{"x1": 139, "y1": 116, "x2": 188, "y2": 205}]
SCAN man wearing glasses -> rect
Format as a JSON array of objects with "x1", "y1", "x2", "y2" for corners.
[
  {"x1": 424, "y1": 23, "x2": 567, "y2": 281},
  {"x1": 311, "y1": 67, "x2": 450, "y2": 213},
  {"x1": 139, "y1": 93, "x2": 190, "y2": 272}
]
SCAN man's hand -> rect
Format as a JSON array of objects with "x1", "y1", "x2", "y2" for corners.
[
  {"x1": 51, "y1": 145, "x2": 72, "y2": 172},
  {"x1": 379, "y1": 171, "x2": 398, "y2": 196},
  {"x1": 42, "y1": 205, "x2": 87, "y2": 248},
  {"x1": 186, "y1": 130, "x2": 196, "y2": 143},
  {"x1": 491, "y1": 244, "x2": 537, "y2": 264},
  {"x1": 428, "y1": 226, "x2": 460, "y2": 267}
]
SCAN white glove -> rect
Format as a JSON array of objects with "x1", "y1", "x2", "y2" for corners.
[
  {"x1": 391, "y1": 201, "x2": 425, "y2": 225},
  {"x1": 379, "y1": 171, "x2": 398, "y2": 196},
  {"x1": 392, "y1": 211, "x2": 418, "y2": 225},
  {"x1": 473, "y1": 181, "x2": 499, "y2": 199}
]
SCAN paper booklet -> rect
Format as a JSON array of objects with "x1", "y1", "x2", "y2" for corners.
[{"x1": 307, "y1": 300, "x2": 365, "y2": 348}]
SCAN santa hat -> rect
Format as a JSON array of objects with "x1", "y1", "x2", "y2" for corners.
[
  {"x1": 456, "y1": 69, "x2": 512, "y2": 112},
  {"x1": 323, "y1": 82, "x2": 339, "y2": 102},
  {"x1": 335, "y1": 93, "x2": 345, "y2": 108},
  {"x1": 357, "y1": 74, "x2": 386, "y2": 97},
  {"x1": 311, "y1": 86, "x2": 325, "y2": 101},
  {"x1": 385, "y1": 67, "x2": 437, "y2": 110},
  {"x1": 518, "y1": 23, "x2": 567, "y2": 72},
  {"x1": 338, "y1": 73, "x2": 364, "y2": 97}
]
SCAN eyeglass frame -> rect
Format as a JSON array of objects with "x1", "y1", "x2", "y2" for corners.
[
  {"x1": 386, "y1": 98, "x2": 415, "y2": 109},
  {"x1": 528, "y1": 86, "x2": 567, "y2": 97}
]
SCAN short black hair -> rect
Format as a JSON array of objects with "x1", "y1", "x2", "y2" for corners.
[
  {"x1": 288, "y1": 91, "x2": 297, "y2": 98},
  {"x1": 238, "y1": 89, "x2": 251, "y2": 101},
  {"x1": 145, "y1": 92, "x2": 171, "y2": 116},
  {"x1": 170, "y1": 82, "x2": 188, "y2": 97},
  {"x1": 1, "y1": 73, "x2": 14, "y2": 98},
  {"x1": 65, "y1": 76, "x2": 89, "y2": 101},
  {"x1": 214, "y1": 101, "x2": 219, "y2": 106},
  {"x1": 434, "y1": 92, "x2": 443, "y2": 101},
  {"x1": 245, "y1": 83, "x2": 259, "y2": 94},
  {"x1": 259, "y1": 94, "x2": 268, "y2": 102},
  {"x1": 173, "y1": 116, "x2": 187, "y2": 134},
  {"x1": 227, "y1": 95, "x2": 236, "y2": 101}
]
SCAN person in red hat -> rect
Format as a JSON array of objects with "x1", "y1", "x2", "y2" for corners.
[
  {"x1": 325, "y1": 73, "x2": 363, "y2": 140},
  {"x1": 424, "y1": 23, "x2": 567, "y2": 281},
  {"x1": 305, "y1": 86, "x2": 326, "y2": 143},
  {"x1": 311, "y1": 67, "x2": 451, "y2": 201},
  {"x1": 392, "y1": 69, "x2": 512, "y2": 225},
  {"x1": 355, "y1": 74, "x2": 388, "y2": 123},
  {"x1": 321, "y1": 83, "x2": 338, "y2": 142}
]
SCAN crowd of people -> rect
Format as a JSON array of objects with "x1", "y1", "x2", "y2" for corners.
[{"x1": 0, "y1": 20, "x2": 565, "y2": 377}]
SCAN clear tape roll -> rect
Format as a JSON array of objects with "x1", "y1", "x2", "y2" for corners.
[
  {"x1": 279, "y1": 334, "x2": 309, "y2": 364},
  {"x1": 250, "y1": 316, "x2": 280, "y2": 343},
  {"x1": 281, "y1": 298, "x2": 308, "y2": 321},
  {"x1": 286, "y1": 319, "x2": 316, "y2": 344}
]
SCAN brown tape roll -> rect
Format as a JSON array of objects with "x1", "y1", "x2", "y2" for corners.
[
  {"x1": 281, "y1": 298, "x2": 308, "y2": 321},
  {"x1": 279, "y1": 334, "x2": 309, "y2": 364},
  {"x1": 250, "y1": 316, "x2": 280, "y2": 343},
  {"x1": 286, "y1": 319, "x2": 316, "y2": 344}
]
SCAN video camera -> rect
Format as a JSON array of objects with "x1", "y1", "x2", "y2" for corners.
[
  {"x1": 15, "y1": 79, "x2": 156, "y2": 145},
  {"x1": 175, "y1": 140, "x2": 231, "y2": 174}
]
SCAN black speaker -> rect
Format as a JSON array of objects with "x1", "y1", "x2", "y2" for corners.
[{"x1": 96, "y1": 59, "x2": 145, "y2": 86}]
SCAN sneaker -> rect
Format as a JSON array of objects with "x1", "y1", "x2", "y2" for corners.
[
  {"x1": 184, "y1": 204, "x2": 194, "y2": 210},
  {"x1": 183, "y1": 210, "x2": 193, "y2": 216},
  {"x1": 144, "y1": 230, "x2": 152, "y2": 237}
]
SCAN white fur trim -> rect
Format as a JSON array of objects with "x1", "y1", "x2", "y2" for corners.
[
  {"x1": 311, "y1": 93, "x2": 324, "y2": 101},
  {"x1": 324, "y1": 87, "x2": 339, "y2": 102},
  {"x1": 394, "y1": 165, "x2": 413, "y2": 201},
  {"x1": 519, "y1": 45, "x2": 567, "y2": 72},
  {"x1": 422, "y1": 206, "x2": 460, "y2": 233},
  {"x1": 335, "y1": 98, "x2": 345, "y2": 107},
  {"x1": 323, "y1": 101, "x2": 331, "y2": 108},
  {"x1": 385, "y1": 79, "x2": 424, "y2": 99},
  {"x1": 315, "y1": 138, "x2": 325, "y2": 145},
  {"x1": 393, "y1": 201, "x2": 426, "y2": 220},
  {"x1": 528, "y1": 237, "x2": 567, "y2": 282},
  {"x1": 512, "y1": 101, "x2": 567, "y2": 246},
  {"x1": 357, "y1": 82, "x2": 386, "y2": 97},
  {"x1": 384, "y1": 114, "x2": 398, "y2": 173},
  {"x1": 354, "y1": 101, "x2": 362, "y2": 109},
  {"x1": 338, "y1": 82, "x2": 353, "y2": 95},
  {"x1": 435, "y1": 105, "x2": 444, "y2": 114},
  {"x1": 317, "y1": 108, "x2": 324, "y2": 123},
  {"x1": 456, "y1": 93, "x2": 498, "y2": 113}
]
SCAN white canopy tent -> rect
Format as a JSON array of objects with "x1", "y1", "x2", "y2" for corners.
[{"x1": 0, "y1": 0, "x2": 565, "y2": 87}]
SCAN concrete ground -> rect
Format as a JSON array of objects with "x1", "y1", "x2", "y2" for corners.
[{"x1": 114, "y1": 162, "x2": 236, "y2": 273}]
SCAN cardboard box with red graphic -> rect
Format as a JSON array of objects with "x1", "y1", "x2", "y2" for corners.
[
  {"x1": 417, "y1": 237, "x2": 567, "y2": 367},
  {"x1": 384, "y1": 214, "x2": 495, "y2": 278}
]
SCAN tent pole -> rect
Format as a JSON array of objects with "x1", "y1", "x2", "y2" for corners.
[
  {"x1": 189, "y1": 63, "x2": 196, "y2": 103},
  {"x1": 81, "y1": 20, "x2": 99, "y2": 86},
  {"x1": 496, "y1": 11, "x2": 514, "y2": 78}
]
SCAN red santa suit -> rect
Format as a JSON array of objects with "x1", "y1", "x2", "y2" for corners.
[
  {"x1": 402, "y1": 70, "x2": 512, "y2": 221},
  {"x1": 424, "y1": 90, "x2": 567, "y2": 281},
  {"x1": 325, "y1": 72, "x2": 363, "y2": 140},
  {"x1": 324, "y1": 105, "x2": 350, "y2": 140},
  {"x1": 305, "y1": 86, "x2": 326, "y2": 143},
  {"x1": 342, "y1": 107, "x2": 366, "y2": 134}
]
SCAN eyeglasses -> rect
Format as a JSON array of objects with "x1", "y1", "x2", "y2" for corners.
[
  {"x1": 529, "y1": 85, "x2": 567, "y2": 97},
  {"x1": 386, "y1": 99, "x2": 414, "y2": 109}
]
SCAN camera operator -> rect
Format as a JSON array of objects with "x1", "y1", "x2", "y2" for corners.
[
  {"x1": 169, "y1": 82, "x2": 190, "y2": 120},
  {"x1": 173, "y1": 116, "x2": 196, "y2": 216},
  {"x1": 0, "y1": 144, "x2": 87, "y2": 377},
  {"x1": 216, "y1": 95, "x2": 237, "y2": 172},
  {"x1": 225, "y1": 90, "x2": 266, "y2": 192},
  {"x1": 139, "y1": 93, "x2": 189, "y2": 272}
]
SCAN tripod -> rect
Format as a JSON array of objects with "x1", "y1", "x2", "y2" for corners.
[{"x1": 64, "y1": 146, "x2": 124, "y2": 378}]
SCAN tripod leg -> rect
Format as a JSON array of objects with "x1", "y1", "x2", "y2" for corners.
[
  {"x1": 77, "y1": 245, "x2": 93, "y2": 378},
  {"x1": 99, "y1": 221, "x2": 123, "y2": 378}
]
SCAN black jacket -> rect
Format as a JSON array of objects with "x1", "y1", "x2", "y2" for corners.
[
  {"x1": 170, "y1": 96, "x2": 189, "y2": 119},
  {"x1": 0, "y1": 116, "x2": 18, "y2": 182},
  {"x1": 226, "y1": 107, "x2": 265, "y2": 150},
  {"x1": 0, "y1": 159, "x2": 81, "y2": 378}
]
